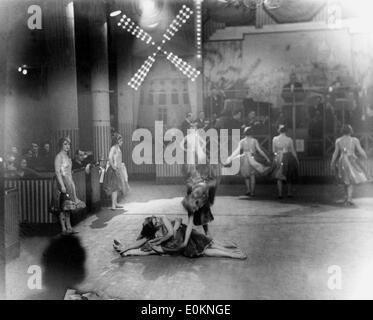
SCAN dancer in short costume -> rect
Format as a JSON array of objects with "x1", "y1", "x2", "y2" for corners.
[
  {"x1": 272, "y1": 124, "x2": 299, "y2": 199},
  {"x1": 331, "y1": 124, "x2": 369, "y2": 206},
  {"x1": 103, "y1": 133, "x2": 129, "y2": 210},
  {"x1": 225, "y1": 126, "x2": 270, "y2": 197}
]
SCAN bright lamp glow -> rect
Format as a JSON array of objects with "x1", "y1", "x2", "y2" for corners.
[{"x1": 110, "y1": 10, "x2": 121, "y2": 17}]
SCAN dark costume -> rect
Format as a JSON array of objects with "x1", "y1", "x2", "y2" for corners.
[
  {"x1": 139, "y1": 218, "x2": 213, "y2": 258},
  {"x1": 272, "y1": 136, "x2": 298, "y2": 182},
  {"x1": 182, "y1": 165, "x2": 217, "y2": 226}
]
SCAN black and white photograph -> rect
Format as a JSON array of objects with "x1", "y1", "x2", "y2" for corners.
[{"x1": 0, "y1": 0, "x2": 373, "y2": 305}]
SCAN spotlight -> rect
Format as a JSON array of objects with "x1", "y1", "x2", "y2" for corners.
[
  {"x1": 22, "y1": 69, "x2": 27, "y2": 75},
  {"x1": 110, "y1": 10, "x2": 122, "y2": 17},
  {"x1": 18, "y1": 67, "x2": 22, "y2": 72}
]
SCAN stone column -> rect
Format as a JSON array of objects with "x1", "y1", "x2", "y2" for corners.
[
  {"x1": 117, "y1": 36, "x2": 137, "y2": 173},
  {"x1": 0, "y1": 0, "x2": 9, "y2": 301},
  {"x1": 45, "y1": 0, "x2": 79, "y2": 155},
  {"x1": 89, "y1": 5, "x2": 111, "y2": 161}
]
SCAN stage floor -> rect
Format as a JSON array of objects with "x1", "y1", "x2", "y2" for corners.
[{"x1": 5, "y1": 182, "x2": 373, "y2": 300}]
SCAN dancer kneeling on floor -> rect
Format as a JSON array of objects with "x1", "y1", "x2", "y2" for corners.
[{"x1": 113, "y1": 216, "x2": 246, "y2": 259}]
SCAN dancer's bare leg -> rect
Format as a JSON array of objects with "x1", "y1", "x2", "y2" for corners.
[
  {"x1": 204, "y1": 248, "x2": 247, "y2": 259},
  {"x1": 244, "y1": 178, "x2": 251, "y2": 195},
  {"x1": 250, "y1": 175, "x2": 256, "y2": 196},
  {"x1": 287, "y1": 183, "x2": 293, "y2": 197},
  {"x1": 59, "y1": 212, "x2": 67, "y2": 233},
  {"x1": 277, "y1": 180, "x2": 283, "y2": 198},
  {"x1": 65, "y1": 211, "x2": 73, "y2": 232},
  {"x1": 210, "y1": 240, "x2": 238, "y2": 249},
  {"x1": 111, "y1": 191, "x2": 118, "y2": 209},
  {"x1": 121, "y1": 249, "x2": 157, "y2": 256},
  {"x1": 347, "y1": 185, "x2": 354, "y2": 204}
]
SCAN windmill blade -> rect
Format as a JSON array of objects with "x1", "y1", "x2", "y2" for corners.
[
  {"x1": 165, "y1": 52, "x2": 200, "y2": 82},
  {"x1": 128, "y1": 55, "x2": 157, "y2": 90},
  {"x1": 117, "y1": 14, "x2": 154, "y2": 45},
  {"x1": 161, "y1": 5, "x2": 193, "y2": 44}
]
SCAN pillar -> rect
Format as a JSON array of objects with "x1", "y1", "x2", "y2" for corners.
[
  {"x1": 117, "y1": 36, "x2": 137, "y2": 173},
  {"x1": 45, "y1": 0, "x2": 79, "y2": 155},
  {"x1": 0, "y1": 0, "x2": 9, "y2": 301},
  {"x1": 89, "y1": 4, "x2": 111, "y2": 161}
]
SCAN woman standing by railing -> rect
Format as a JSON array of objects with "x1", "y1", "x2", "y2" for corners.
[{"x1": 53, "y1": 137, "x2": 86, "y2": 234}]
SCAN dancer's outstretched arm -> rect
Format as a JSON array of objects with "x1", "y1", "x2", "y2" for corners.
[
  {"x1": 355, "y1": 138, "x2": 368, "y2": 160},
  {"x1": 225, "y1": 140, "x2": 241, "y2": 164},
  {"x1": 182, "y1": 215, "x2": 194, "y2": 248},
  {"x1": 173, "y1": 218, "x2": 182, "y2": 236}
]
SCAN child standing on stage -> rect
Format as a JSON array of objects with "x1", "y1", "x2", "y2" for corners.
[
  {"x1": 330, "y1": 124, "x2": 369, "y2": 206},
  {"x1": 272, "y1": 124, "x2": 299, "y2": 199},
  {"x1": 103, "y1": 133, "x2": 129, "y2": 211},
  {"x1": 225, "y1": 126, "x2": 270, "y2": 197}
]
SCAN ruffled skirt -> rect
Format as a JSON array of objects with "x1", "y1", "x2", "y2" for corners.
[
  {"x1": 162, "y1": 224, "x2": 213, "y2": 258},
  {"x1": 272, "y1": 152, "x2": 298, "y2": 182},
  {"x1": 336, "y1": 154, "x2": 369, "y2": 185},
  {"x1": 240, "y1": 152, "x2": 270, "y2": 178},
  {"x1": 103, "y1": 164, "x2": 128, "y2": 196}
]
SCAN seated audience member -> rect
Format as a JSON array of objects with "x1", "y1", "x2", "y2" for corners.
[
  {"x1": 226, "y1": 110, "x2": 243, "y2": 132},
  {"x1": 244, "y1": 110, "x2": 261, "y2": 128},
  {"x1": 72, "y1": 149, "x2": 93, "y2": 173},
  {"x1": 8, "y1": 146, "x2": 20, "y2": 163},
  {"x1": 39, "y1": 142, "x2": 54, "y2": 171},
  {"x1": 28, "y1": 142, "x2": 40, "y2": 170},
  {"x1": 16, "y1": 158, "x2": 42, "y2": 178},
  {"x1": 4, "y1": 154, "x2": 18, "y2": 178},
  {"x1": 281, "y1": 72, "x2": 304, "y2": 100},
  {"x1": 180, "y1": 112, "x2": 193, "y2": 136},
  {"x1": 196, "y1": 111, "x2": 208, "y2": 130}
]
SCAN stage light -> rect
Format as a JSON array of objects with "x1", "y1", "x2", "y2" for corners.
[
  {"x1": 110, "y1": 10, "x2": 121, "y2": 17},
  {"x1": 22, "y1": 69, "x2": 27, "y2": 75},
  {"x1": 18, "y1": 67, "x2": 22, "y2": 72}
]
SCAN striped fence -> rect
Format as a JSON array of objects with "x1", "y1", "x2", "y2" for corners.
[
  {"x1": 4, "y1": 169, "x2": 89, "y2": 224},
  {"x1": 155, "y1": 159, "x2": 373, "y2": 182},
  {"x1": 4, "y1": 178, "x2": 54, "y2": 223},
  {"x1": 4, "y1": 187, "x2": 20, "y2": 260}
]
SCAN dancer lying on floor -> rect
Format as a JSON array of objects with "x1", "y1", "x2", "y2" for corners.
[{"x1": 113, "y1": 215, "x2": 246, "y2": 259}]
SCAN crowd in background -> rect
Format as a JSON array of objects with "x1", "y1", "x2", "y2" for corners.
[{"x1": 3, "y1": 141, "x2": 95, "y2": 179}]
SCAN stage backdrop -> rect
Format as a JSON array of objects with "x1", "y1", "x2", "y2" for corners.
[{"x1": 204, "y1": 28, "x2": 363, "y2": 108}]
